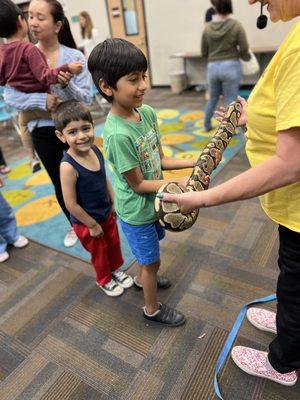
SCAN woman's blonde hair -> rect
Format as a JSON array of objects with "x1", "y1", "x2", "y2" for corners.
[{"x1": 79, "y1": 11, "x2": 93, "y2": 39}]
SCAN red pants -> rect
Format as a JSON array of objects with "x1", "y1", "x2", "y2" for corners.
[{"x1": 73, "y1": 213, "x2": 124, "y2": 286}]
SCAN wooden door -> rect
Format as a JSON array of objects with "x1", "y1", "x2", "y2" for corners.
[{"x1": 106, "y1": 0, "x2": 150, "y2": 80}]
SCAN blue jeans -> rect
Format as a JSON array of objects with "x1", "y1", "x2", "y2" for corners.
[
  {"x1": 204, "y1": 60, "x2": 241, "y2": 130},
  {"x1": 0, "y1": 192, "x2": 19, "y2": 253}
]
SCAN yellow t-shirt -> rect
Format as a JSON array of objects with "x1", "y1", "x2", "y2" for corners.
[{"x1": 246, "y1": 21, "x2": 300, "y2": 232}]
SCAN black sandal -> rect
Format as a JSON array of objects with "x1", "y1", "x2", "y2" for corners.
[
  {"x1": 134, "y1": 276, "x2": 171, "y2": 289},
  {"x1": 143, "y1": 303, "x2": 186, "y2": 327}
]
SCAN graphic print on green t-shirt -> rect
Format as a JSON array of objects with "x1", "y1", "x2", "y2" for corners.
[{"x1": 134, "y1": 123, "x2": 161, "y2": 180}]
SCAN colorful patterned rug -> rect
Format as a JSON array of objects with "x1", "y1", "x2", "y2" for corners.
[{"x1": 1, "y1": 109, "x2": 245, "y2": 267}]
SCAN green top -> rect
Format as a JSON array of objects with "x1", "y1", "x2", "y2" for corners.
[
  {"x1": 103, "y1": 104, "x2": 163, "y2": 225},
  {"x1": 201, "y1": 18, "x2": 250, "y2": 62}
]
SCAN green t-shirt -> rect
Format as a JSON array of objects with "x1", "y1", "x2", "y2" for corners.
[{"x1": 103, "y1": 104, "x2": 163, "y2": 225}]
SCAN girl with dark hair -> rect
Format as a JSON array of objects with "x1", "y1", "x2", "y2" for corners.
[{"x1": 4, "y1": 0, "x2": 93, "y2": 247}]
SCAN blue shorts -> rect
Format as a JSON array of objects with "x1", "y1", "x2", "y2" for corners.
[{"x1": 120, "y1": 219, "x2": 165, "y2": 265}]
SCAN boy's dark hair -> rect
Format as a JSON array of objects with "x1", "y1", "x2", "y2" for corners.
[
  {"x1": 88, "y1": 38, "x2": 148, "y2": 103},
  {"x1": 0, "y1": 0, "x2": 24, "y2": 38},
  {"x1": 52, "y1": 100, "x2": 93, "y2": 132},
  {"x1": 214, "y1": 0, "x2": 233, "y2": 15}
]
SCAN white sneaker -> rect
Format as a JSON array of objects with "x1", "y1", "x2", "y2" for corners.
[
  {"x1": 13, "y1": 235, "x2": 29, "y2": 248},
  {"x1": 64, "y1": 228, "x2": 78, "y2": 247},
  {"x1": 0, "y1": 251, "x2": 9, "y2": 262},
  {"x1": 247, "y1": 307, "x2": 277, "y2": 334},
  {"x1": 231, "y1": 346, "x2": 297, "y2": 386},
  {"x1": 97, "y1": 278, "x2": 124, "y2": 297},
  {"x1": 112, "y1": 270, "x2": 134, "y2": 289}
]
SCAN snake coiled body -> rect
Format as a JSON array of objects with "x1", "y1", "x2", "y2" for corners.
[{"x1": 155, "y1": 101, "x2": 242, "y2": 232}]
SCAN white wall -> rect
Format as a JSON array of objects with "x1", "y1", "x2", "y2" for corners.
[
  {"x1": 15, "y1": 0, "x2": 296, "y2": 85},
  {"x1": 144, "y1": 0, "x2": 296, "y2": 85},
  {"x1": 61, "y1": 0, "x2": 110, "y2": 48}
]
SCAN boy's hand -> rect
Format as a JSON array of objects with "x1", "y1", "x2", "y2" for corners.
[
  {"x1": 0, "y1": 177, "x2": 4, "y2": 187},
  {"x1": 46, "y1": 93, "x2": 59, "y2": 111},
  {"x1": 89, "y1": 223, "x2": 104, "y2": 238},
  {"x1": 58, "y1": 71, "x2": 73, "y2": 88},
  {"x1": 68, "y1": 61, "x2": 83, "y2": 75}
]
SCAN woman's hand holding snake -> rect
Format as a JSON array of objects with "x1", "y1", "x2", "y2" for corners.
[
  {"x1": 215, "y1": 96, "x2": 248, "y2": 127},
  {"x1": 159, "y1": 190, "x2": 205, "y2": 215}
]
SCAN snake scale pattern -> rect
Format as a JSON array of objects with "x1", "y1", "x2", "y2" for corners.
[{"x1": 155, "y1": 101, "x2": 242, "y2": 232}]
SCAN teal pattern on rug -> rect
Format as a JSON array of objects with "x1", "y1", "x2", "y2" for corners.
[{"x1": 1, "y1": 108, "x2": 245, "y2": 268}]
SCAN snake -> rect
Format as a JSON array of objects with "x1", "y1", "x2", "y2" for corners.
[{"x1": 154, "y1": 101, "x2": 242, "y2": 232}]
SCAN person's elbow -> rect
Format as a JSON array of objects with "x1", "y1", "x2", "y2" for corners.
[
  {"x1": 282, "y1": 158, "x2": 300, "y2": 185},
  {"x1": 130, "y1": 183, "x2": 144, "y2": 194},
  {"x1": 64, "y1": 199, "x2": 77, "y2": 213},
  {"x1": 290, "y1": 163, "x2": 300, "y2": 183}
]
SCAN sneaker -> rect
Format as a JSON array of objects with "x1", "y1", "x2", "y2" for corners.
[
  {"x1": 247, "y1": 307, "x2": 277, "y2": 334},
  {"x1": 0, "y1": 251, "x2": 9, "y2": 262},
  {"x1": 97, "y1": 278, "x2": 124, "y2": 297},
  {"x1": 13, "y1": 235, "x2": 29, "y2": 248},
  {"x1": 143, "y1": 303, "x2": 186, "y2": 327},
  {"x1": 0, "y1": 165, "x2": 11, "y2": 174},
  {"x1": 112, "y1": 270, "x2": 134, "y2": 289},
  {"x1": 31, "y1": 159, "x2": 41, "y2": 173},
  {"x1": 231, "y1": 346, "x2": 297, "y2": 386},
  {"x1": 134, "y1": 275, "x2": 171, "y2": 289},
  {"x1": 64, "y1": 228, "x2": 78, "y2": 247}
]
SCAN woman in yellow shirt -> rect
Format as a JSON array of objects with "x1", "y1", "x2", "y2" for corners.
[{"x1": 160, "y1": 0, "x2": 300, "y2": 387}]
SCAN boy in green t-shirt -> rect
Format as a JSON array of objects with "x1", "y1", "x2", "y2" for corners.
[{"x1": 88, "y1": 39, "x2": 197, "y2": 326}]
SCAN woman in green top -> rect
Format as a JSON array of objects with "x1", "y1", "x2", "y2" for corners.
[{"x1": 202, "y1": 0, "x2": 250, "y2": 131}]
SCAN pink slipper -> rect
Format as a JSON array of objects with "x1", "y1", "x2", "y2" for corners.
[
  {"x1": 231, "y1": 346, "x2": 297, "y2": 386},
  {"x1": 247, "y1": 307, "x2": 277, "y2": 334}
]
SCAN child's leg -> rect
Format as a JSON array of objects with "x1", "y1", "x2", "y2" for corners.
[
  {"x1": 73, "y1": 223, "x2": 115, "y2": 286},
  {"x1": 120, "y1": 219, "x2": 185, "y2": 325},
  {"x1": 0, "y1": 192, "x2": 19, "y2": 252},
  {"x1": 101, "y1": 213, "x2": 133, "y2": 288},
  {"x1": 140, "y1": 261, "x2": 160, "y2": 314},
  {"x1": 101, "y1": 213, "x2": 124, "y2": 272},
  {"x1": 18, "y1": 110, "x2": 50, "y2": 171}
]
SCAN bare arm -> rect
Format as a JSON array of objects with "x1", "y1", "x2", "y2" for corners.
[
  {"x1": 123, "y1": 167, "x2": 167, "y2": 194},
  {"x1": 161, "y1": 128, "x2": 300, "y2": 213},
  {"x1": 160, "y1": 146, "x2": 196, "y2": 170}
]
